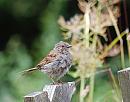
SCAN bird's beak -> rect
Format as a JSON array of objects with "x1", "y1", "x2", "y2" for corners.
[{"x1": 67, "y1": 45, "x2": 72, "y2": 48}]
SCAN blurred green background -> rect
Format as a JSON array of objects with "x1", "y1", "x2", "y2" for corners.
[
  {"x1": 0, "y1": 0, "x2": 79, "y2": 101},
  {"x1": 0, "y1": 0, "x2": 130, "y2": 102}
]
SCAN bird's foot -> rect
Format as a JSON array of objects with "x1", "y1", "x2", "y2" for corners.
[{"x1": 51, "y1": 80, "x2": 64, "y2": 85}]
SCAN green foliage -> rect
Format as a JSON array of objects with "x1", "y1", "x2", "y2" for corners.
[
  {"x1": 0, "y1": 35, "x2": 32, "y2": 101},
  {"x1": 0, "y1": 0, "x2": 130, "y2": 102},
  {"x1": 0, "y1": 0, "x2": 67, "y2": 101},
  {"x1": 0, "y1": 0, "x2": 46, "y2": 17}
]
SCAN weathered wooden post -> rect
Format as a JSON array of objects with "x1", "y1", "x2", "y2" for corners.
[
  {"x1": 118, "y1": 67, "x2": 130, "y2": 102},
  {"x1": 24, "y1": 82, "x2": 76, "y2": 102}
]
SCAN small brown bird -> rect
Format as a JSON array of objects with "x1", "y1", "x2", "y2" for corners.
[{"x1": 23, "y1": 41, "x2": 72, "y2": 83}]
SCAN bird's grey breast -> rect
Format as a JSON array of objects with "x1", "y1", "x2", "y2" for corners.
[{"x1": 45, "y1": 52, "x2": 72, "y2": 68}]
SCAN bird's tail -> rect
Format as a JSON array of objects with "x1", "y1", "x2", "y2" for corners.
[{"x1": 21, "y1": 67, "x2": 38, "y2": 75}]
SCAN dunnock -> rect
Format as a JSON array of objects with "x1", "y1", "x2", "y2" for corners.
[{"x1": 23, "y1": 41, "x2": 72, "y2": 83}]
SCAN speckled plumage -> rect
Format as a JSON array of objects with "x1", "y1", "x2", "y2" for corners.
[{"x1": 23, "y1": 41, "x2": 72, "y2": 82}]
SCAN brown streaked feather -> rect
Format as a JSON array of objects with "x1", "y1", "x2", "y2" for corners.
[
  {"x1": 22, "y1": 51, "x2": 58, "y2": 75},
  {"x1": 36, "y1": 51, "x2": 59, "y2": 68}
]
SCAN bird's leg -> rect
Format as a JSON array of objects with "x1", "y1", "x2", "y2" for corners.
[
  {"x1": 57, "y1": 80, "x2": 64, "y2": 84},
  {"x1": 50, "y1": 78, "x2": 63, "y2": 85},
  {"x1": 51, "y1": 79, "x2": 55, "y2": 84},
  {"x1": 50, "y1": 78, "x2": 57, "y2": 85}
]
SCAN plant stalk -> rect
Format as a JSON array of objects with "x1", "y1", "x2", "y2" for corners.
[
  {"x1": 123, "y1": 0, "x2": 130, "y2": 64},
  {"x1": 80, "y1": 76, "x2": 85, "y2": 102},
  {"x1": 84, "y1": 5, "x2": 90, "y2": 48},
  {"x1": 99, "y1": 31, "x2": 127, "y2": 59},
  {"x1": 107, "y1": 7, "x2": 125, "y2": 68},
  {"x1": 127, "y1": 39, "x2": 130, "y2": 64},
  {"x1": 88, "y1": 72, "x2": 95, "y2": 102},
  {"x1": 107, "y1": 68, "x2": 121, "y2": 102}
]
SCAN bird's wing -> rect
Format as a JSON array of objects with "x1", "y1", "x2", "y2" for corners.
[
  {"x1": 36, "y1": 50, "x2": 60, "y2": 68},
  {"x1": 41, "y1": 54, "x2": 67, "y2": 71}
]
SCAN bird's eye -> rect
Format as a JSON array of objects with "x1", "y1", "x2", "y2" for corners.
[{"x1": 62, "y1": 45, "x2": 64, "y2": 47}]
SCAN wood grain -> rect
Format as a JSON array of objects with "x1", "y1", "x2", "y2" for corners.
[
  {"x1": 118, "y1": 67, "x2": 130, "y2": 102},
  {"x1": 24, "y1": 82, "x2": 76, "y2": 102}
]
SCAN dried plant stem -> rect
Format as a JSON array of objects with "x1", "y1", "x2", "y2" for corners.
[
  {"x1": 100, "y1": 31, "x2": 127, "y2": 59},
  {"x1": 107, "y1": 7, "x2": 125, "y2": 68},
  {"x1": 127, "y1": 38, "x2": 130, "y2": 64},
  {"x1": 107, "y1": 68, "x2": 121, "y2": 102},
  {"x1": 105, "y1": 31, "x2": 127, "y2": 52},
  {"x1": 92, "y1": 34, "x2": 97, "y2": 50},
  {"x1": 123, "y1": 0, "x2": 130, "y2": 64},
  {"x1": 126, "y1": 29, "x2": 130, "y2": 64},
  {"x1": 84, "y1": 6, "x2": 90, "y2": 48},
  {"x1": 123, "y1": 0, "x2": 129, "y2": 28},
  {"x1": 88, "y1": 72, "x2": 95, "y2": 102},
  {"x1": 80, "y1": 76, "x2": 85, "y2": 102}
]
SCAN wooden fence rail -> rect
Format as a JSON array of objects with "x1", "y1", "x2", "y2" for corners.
[
  {"x1": 24, "y1": 82, "x2": 76, "y2": 102},
  {"x1": 118, "y1": 67, "x2": 130, "y2": 102}
]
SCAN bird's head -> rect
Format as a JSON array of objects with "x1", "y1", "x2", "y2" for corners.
[{"x1": 54, "y1": 41, "x2": 72, "y2": 53}]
